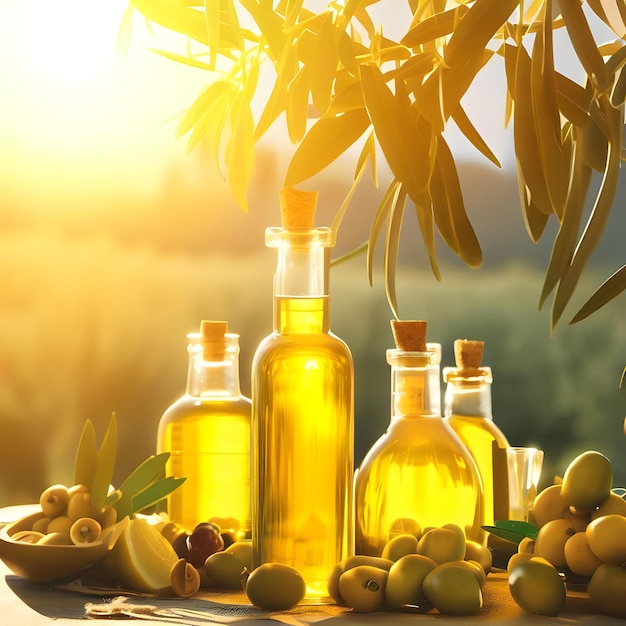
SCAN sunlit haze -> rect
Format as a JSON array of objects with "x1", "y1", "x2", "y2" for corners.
[
  {"x1": 0, "y1": 1, "x2": 208, "y2": 205},
  {"x1": 0, "y1": 1, "x2": 525, "y2": 215}
]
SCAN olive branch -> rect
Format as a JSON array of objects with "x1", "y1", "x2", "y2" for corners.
[{"x1": 120, "y1": 1, "x2": 625, "y2": 330}]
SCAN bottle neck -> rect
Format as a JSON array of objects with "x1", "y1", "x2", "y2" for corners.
[
  {"x1": 443, "y1": 367, "x2": 493, "y2": 418},
  {"x1": 185, "y1": 337, "x2": 242, "y2": 398},
  {"x1": 388, "y1": 345, "x2": 442, "y2": 419},
  {"x1": 267, "y1": 227, "x2": 333, "y2": 334}
]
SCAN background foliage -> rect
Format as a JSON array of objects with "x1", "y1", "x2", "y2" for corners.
[{"x1": 1, "y1": 161, "x2": 624, "y2": 505}]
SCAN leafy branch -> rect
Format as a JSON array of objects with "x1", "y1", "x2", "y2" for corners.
[{"x1": 123, "y1": 0, "x2": 625, "y2": 328}]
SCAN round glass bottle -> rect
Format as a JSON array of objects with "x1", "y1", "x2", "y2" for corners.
[
  {"x1": 251, "y1": 188, "x2": 354, "y2": 600},
  {"x1": 355, "y1": 321, "x2": 484, "y2": 556},
  {"x1": 444, "y1": 339, "x2": 510, "y2": 526},
  {"x1": 157, "y1": 321, "x2": 251, "y2": 538}
]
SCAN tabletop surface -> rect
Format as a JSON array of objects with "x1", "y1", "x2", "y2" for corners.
[
  {"x1": 0, "y1": 505, "x2": 623, "y2": 626},
  {"x1": 1, "y1": 557, "x2": 623, "y2": 626}
]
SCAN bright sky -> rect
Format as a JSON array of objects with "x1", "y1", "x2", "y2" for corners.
[
  {"x1": 0, "y1": 0, "x2": 204, "y2": 204},
  {"x1": 0, "y1": 1, "x2": 599, "y2": 215}
]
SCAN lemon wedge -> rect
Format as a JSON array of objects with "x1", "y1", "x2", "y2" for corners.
[{"x1": 109, "y1": 517, "x2": 178, "y2": 594}]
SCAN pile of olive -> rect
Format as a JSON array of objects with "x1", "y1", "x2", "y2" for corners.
[
  {"x1": 11, "y1": 483, "x2": 116, "y2": 546},
  {"x1": 328, "y1": 523, "x2": 492, "y2": 615},
  {"x1": 508, "y1": 450, "x2": 626, "y2": 619},
  {"x1": 159, "y1": 521, "x2": 305, "y2": 611}
]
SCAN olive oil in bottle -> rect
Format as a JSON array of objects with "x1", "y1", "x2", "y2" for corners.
[
  {"x1": 157, "y1": 321, "x2": 251, "y2": 537},
  {"x1": 444, "y1": 339, "x2": 510, "y2": 526},
  {"x1": 355, "y1": 321, "x2": 484, "y2": 556},
  {"x1": 251, "y1": 188, "x2": 354, "y2": 600}
]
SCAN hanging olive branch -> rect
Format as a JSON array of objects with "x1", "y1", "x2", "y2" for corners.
[{"x1": 123, "y1": 0, "x2": 625, "y2": 328}]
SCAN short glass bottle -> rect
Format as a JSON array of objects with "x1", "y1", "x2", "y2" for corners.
[
  {"x1": 355, "y1": 340, "x2": 484, "y2": 556},
  {"x1": 444, "y1": 359, "x2": 510, "y2": 526},
  {"x1": 157, "y1": 321, "x2": 251, "y2": 538}
]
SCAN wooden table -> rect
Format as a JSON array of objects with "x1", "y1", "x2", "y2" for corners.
[
  {"x1": 0, "y1": 557, "x2": 622, "y2": 626},
  {"x1": 1, "y1": 504, "x2": 621, "y2": 625}
]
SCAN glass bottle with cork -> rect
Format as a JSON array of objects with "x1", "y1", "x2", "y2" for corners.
[
  {"x1": 157, "y1": 320, "x2": 251, "y2": 539},
  {"x1": 444, "y1": 339, "x2": 510, "y2": 526},
  {"x1": 251, "y1": 187, "x2": 354, "y2": 600},
  {"x1": 354, "y1": 320, "x2": 484, "y2": 556}
]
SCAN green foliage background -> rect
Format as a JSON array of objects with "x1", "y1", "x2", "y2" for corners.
[{"x1": 0, "y1": 225, "x2": 624, "y2": 506}]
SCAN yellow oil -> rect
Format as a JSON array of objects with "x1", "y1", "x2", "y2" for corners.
[
  {"x1": 447, "y1": 413, "x2": 509, "y2": 526},
  {"x1": 355, "y1": 415, "x2": 484, "y2": 556},
  {"x1": 252, "y1": 296, "x2": 353, "y2": 599},
  {"x1": 158, "y1": 397, "x2": 251, "y2": 536}
]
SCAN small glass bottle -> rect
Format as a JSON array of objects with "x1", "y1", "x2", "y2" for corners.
[
  {"x1": 157, "y1": 320, "x2": 251, "y2": 538},
  {"x1": 355, "y1": 320, "x2": 484, "y2": 556},
  {"x1": 444, "y1": 339, "x2": 510, "y2": 526},
  {"x1": 251, "y1": 188, "x2": 354, "y2": 600}
]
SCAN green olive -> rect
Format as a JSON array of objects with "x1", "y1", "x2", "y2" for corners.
[
  {"x1": 70, "y1": 517, "x2": 102, "y2": 545},
  {"x1": 224, "y1": 541, "x2": 253, "y2": 572},
  {"x1": 327, "y1": 555, "x2": 392, "y2": 605},
  {"x1": 508, "y1": 558, "x2": 566, "y2": 616},
  {"x1": 381, "y1": 533, "x2": 419, "y2": 562},
  {"x1": 67, "y1": 484, "x2": 93, "y2": 521},
  {"x1": 588, "y1": 562, "x2": 626, "y2": 618},
  {"x1": 385, "y1": 553, "x2": 436, "y2": 610},
  {"x1": 47, "y1": 515, "x2": 73, "y2": 535},
  {"x1": 417, "y1": 527, "x2": 466, "y2": 565},
  {"x1": 338, "y1": 565, "x2": 388, "y2": 612},
  {"x1": 437, "y1": 559, "x2": 486, "y2": 588},
  {"x1": 423, "y1": 563, "x2": 483, "y2": 616},
  {"x1": 204, "y1": 551, "x2": 246, "y2": 589},
  {"x1": 464, "y1": 540, "x2": 492, "y2": 574},
  {"x1": 39, "y1": 484, "x2": 69, "y2": 519},
  {"x1": 37, "y1": 532, "x2": 73, "y2": 545},
  {"x1": 560, "y1": 451, "x2": 613, "y2": 510},
  {"x1": 244, "y1": 563, "x2": 306, "y2": 611}
]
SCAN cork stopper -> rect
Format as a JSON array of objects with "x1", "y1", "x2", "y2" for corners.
[
  {"x1": 200, "y1": 320, "x2": 228, "y2": 360},
  {"x1": 391, "y1": 320, "x2": 427, "y2": 352},
  {"x1": 279, "y1": 187, "x2": 318, "y2": 229},
  {"x1": 454, "y1": 339, "x2": 484, "y2": 369}
]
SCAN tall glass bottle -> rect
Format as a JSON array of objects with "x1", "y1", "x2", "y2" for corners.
[
  {"x1": 444, "y1": 339, "x2": 510, "y2": 526},
  {"x1": 251, "y1": 188, "x2": 354, "y2": 600},
  {"x1": 355, "y1": 320, "x2": 483, "y2": 557},
  {"x1": 157, "y1": 320, "x2": 251, "y2": 538}
]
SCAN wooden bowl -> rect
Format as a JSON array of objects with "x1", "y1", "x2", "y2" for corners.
[{"x1": 0, "y1": 510, "x2": 127, "y2": 583}]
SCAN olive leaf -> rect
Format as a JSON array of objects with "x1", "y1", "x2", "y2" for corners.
[
  {"x1": 560, "y1": 0, "x2": 609, "y2": 90},
  {"x1": 512, "y1": 43, "x2": 553, "y2": 221},
  {"x1": 531, "y1": 0, "x2": 569, "y2": 219},
  {"x1": 330, "y1": 146, "x2": 370, "y2": 236},
  {"x1": 368, "y1": 179, "x2": 401, "y2": 287},
  {"x1": 443, "y1": 0, "x2": 518, "y2": 68},
  {"x1": 401, "y1": 4, "x2": 471, "y2": 48},
  {"x1": 117, "y1": 453, "x2": 169, "y2": 502},
  {"x1": 451, "y1": 105, "x2": 501, "y2": 168},
  {"x1": 539, "y1": 130, "x2": 591, "y2": 311},
  {"x1": 131, "y1": 477, "x2": 187, "y2": 514},
  {"x1": 385, "y1": 185, "x2": 407, "y2": 320},
  {"x1": 570, "y1": 264, "x2": 626, "y2": 324},
  {"x1": 74, "y1": 419, "x2": 97, "y2": 489},
  {"x1": 90, "y1": 413, "x2": 118, "y2": 513},
  {"x1": 360, "y1": 64, "x2": 431, "y2": 202},
  {"x1": 551, "y1": 102, "x2": 622, "y2": 327},
  {"x1": 284, "y1": 108, "x2": 370, "y2": 187},
  {"x1": 482, "y1": 520, "x2": 540, "y2": 543},
  {"x1": 430, "y1": 134, "x2": 483, "y2": 268}
]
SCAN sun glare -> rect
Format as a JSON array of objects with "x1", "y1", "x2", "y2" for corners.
[
  {"x1": 0, "y1": 1, "x2": 206, "y2": 201},
  {"x1": 14, "y1": 1, "x2": 127, "y2": 86}
]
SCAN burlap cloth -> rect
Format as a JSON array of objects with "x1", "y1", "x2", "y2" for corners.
[{"x1": 69, "y1": 572, "x2": 601, "y2": 625}]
